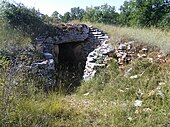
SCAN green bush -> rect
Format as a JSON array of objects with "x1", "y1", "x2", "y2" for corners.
[
  {"x1": 158, "y1": 13, "x2": 170, "y2": 29},
  {"x1": 0, "y1": 1, "x2": 46, "y2": 39}
]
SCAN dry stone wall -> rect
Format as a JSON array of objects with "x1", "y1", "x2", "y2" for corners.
[
  {"x1": 32, "y1": 24, "x2": 90, "y2": 89},
  {"x1": 83, "y1": 26, "x2": 113, "y2": 81},
  {"x1": 31, "y1": 24, "x2": 114, "y2": 88}
]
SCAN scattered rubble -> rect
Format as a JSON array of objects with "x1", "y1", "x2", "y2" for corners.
[{"x1": 114, "y1": 40, "x2": 167, "y2": 67}]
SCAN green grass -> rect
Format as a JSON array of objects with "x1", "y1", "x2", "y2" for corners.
[
  {"x1": 77, "y1": 59, "x2": 170, "y2": 126},
  {"x1": 0, "y1": 93, "x2": 85, "y2": 126},
  {"x1": 1, "y1": 22, "x2": 170, "y2": 126},
  {"x1": 0, "y1": 20, "x2": 31, "y2": 53}
]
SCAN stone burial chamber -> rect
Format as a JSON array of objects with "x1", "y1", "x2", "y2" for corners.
[{"x1": 33, "y1": 23, "x2": 113, "y2": 91}]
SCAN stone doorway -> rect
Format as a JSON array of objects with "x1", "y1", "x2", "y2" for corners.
[{"x1": 54, "y1": 42, "x2": 86, "y2": 93}]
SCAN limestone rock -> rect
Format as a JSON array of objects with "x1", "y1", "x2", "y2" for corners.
[{"x1": 83, "y1": 27, "x2": 113, "y2": 81}]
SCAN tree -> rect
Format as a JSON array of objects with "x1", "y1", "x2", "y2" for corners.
[
  {"x1": 83, "y1": 7, "x2": 96, "y2": 22},
  {"x1": 1, "y1": 1, "x2": 45, "y2": 38},
  {"x1": 51, "y1": 11, "x2": 59, "y2": 19},
  {"x1": 51, "y1": 11, "x2": 60, "y2": 23},
  {"x1": 100, "y1": 4, "x2": 119, "y2": 24},
  {"x1": 61, "y1": 12, "x2": 71, "y2": 23},
  {"x1": 119, "y1": 0, "x2": 170, "y2": 28},
  {"x1": 70, "y1": 7, "x2": 85, "y2": 21},
  {"x1": 83, "y1": 4, "x2": 118, "y2": 24}
]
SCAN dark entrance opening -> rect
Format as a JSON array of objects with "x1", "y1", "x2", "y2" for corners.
[
  {"x1": 59, "y1": 43, "x2": 79, "y2": 66},
  {"x1": 55, "y1": 42, "x2": 86, "y2": 93}
]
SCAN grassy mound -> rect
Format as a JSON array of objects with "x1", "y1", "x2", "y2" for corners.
[{"x1": 1, "y1": 22, "x2": 170, "y2": 126}]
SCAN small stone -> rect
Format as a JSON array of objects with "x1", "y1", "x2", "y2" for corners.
[
  {"x1": 91, "y1": 31, "x2": 102, "y2": 35},
  {"x1": 143, "y1": 108, "x2": 152, "y2": 113},
  {"x1": 148, "y1": 90, "x2": 155, "y2": 97},
  {"x1": 89, "y1": 52, "x2": 97, "y2": 57},
  {"x1": 87, "y1": 57, "x2": 96, "y2": 62},
  {"x1": 142, "y1": 47, "x2": 148, "y2": 51},
  {"x1": 134, "y1": 100, "x2": 143, "y2": 107},
  {"x1": 98, "y1": 35, "x2": 109, "y2": 39},
  {"x1": 122, "y1": 53, "x2": 127, "y2": 59},
  {"x1": 124, "y1": 68, "x2": 133, "y2": 77},
  {"x1": 157, "y1": 90, "x2": 165, "y2": 98},
  {"x1": 118, "y1": 89, "x2": 125, "y2": 93},
  {"x1": 159, "y1": 82, "x2": 166, "y2": 85},
  {"x1": 130, "y1": 75, "x2": 138, "y2": 79},
  {"x1": 35, "y1": 60, "x2": 48, "y2": 65},
  {"x1": 158, "y1": 54, "x2": 162, "y2": 58},
  {"x1": 127, "y1": 117, "x2": 132, "y2": 121},
  {"x1": 83, "y1": 92, "x2": 90, "y2": 96},
  {"x1": 141, "y1": 54, "x2": 147, "y2": 58},
  {"x1": 116, "y1": 52, "x2": 123, "y2": 58},
  {"x1": 43, "y1": 53, "x2": 53, "y2": 59},
  {"x1": 118, "y1": 43, "x2": 126, "y2": 50},
  {"x1": 127, "y1": 44, "x2": 132, "y2": 50},
  {"x1": 148, "y1": 58, "x2": 153, "y2": 62},
  {"x1": 137, "y1": 53, "x2": 142, "y2": 58}
]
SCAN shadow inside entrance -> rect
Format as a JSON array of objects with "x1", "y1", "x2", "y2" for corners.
[{"x1": 54, "y1": 42, "x2": 86, "y2": 93}]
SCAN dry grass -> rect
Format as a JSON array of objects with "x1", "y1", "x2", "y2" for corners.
[{"x1": 87, "y1": 23, "x2": 170, "y2": 54}]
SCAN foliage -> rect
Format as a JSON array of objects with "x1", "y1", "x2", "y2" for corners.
[
  {"x1": 58, "y1": 4, "x2": 118, "y2": 24},
  {"x1": 57, "y1": 0, "x2": 170, "y2": 29},
  {"x1": 83, "y1": 4, "x2": 118, "y2": 24},
  {"x1": 119, "y1": 0, "x2": 170, "y2": 28},
  {"x1": 158, "y1": 12, "x2": 170, "y2": 29},
  {"x1": 70, "y1": 7, "x2": 86, "y2": 21},
  {"x1": 61, "y1": 12, "x2": 71, "y2": 23},
  {"x1": 1, "y1": 0, "x2": 170, "y2": 30},
  {"x1": 0, "y1": 1, "x2": 46, "y2": 39}
]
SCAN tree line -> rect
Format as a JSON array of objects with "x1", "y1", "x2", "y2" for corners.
[
  {"x1": 0, "y1": 0, "x2": 170, "y2": 38},
  {"x1": 51, "y1": 0, "x2": 170, "y2": 29}
]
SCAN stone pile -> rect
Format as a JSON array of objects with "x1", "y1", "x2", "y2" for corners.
[
  {"x1": 114, "y1": 41, "x2": 138, "y2": 65},
  {"x1": 83, "y1": 27, "x2": 113, "y2": 81},
  {"x1": 114, "y1": 41, "x2": 167, "y2": 66}
]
